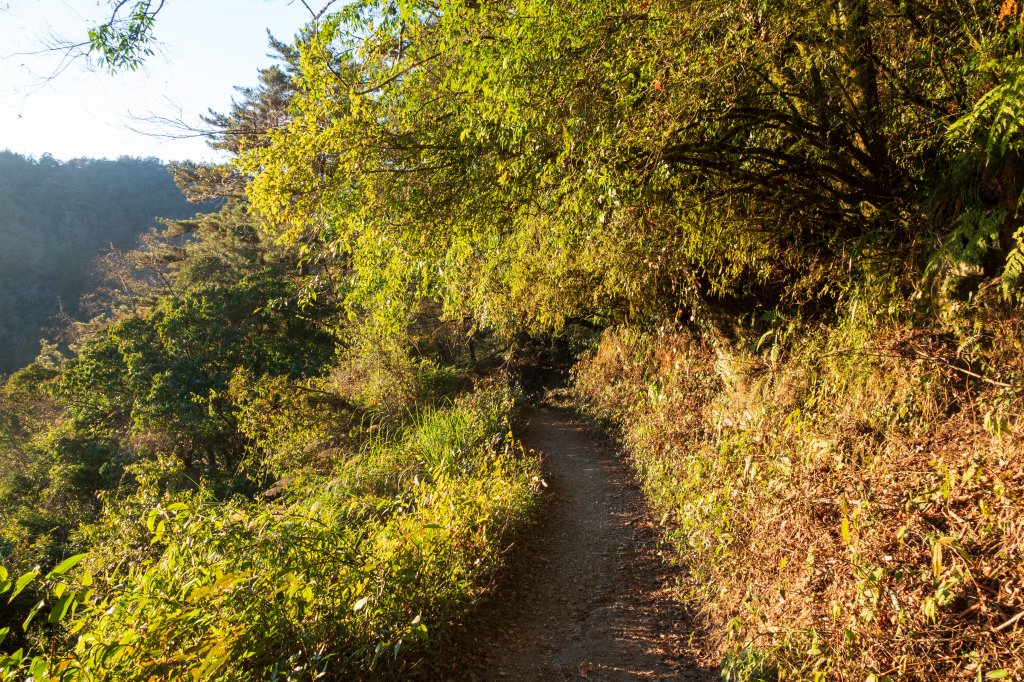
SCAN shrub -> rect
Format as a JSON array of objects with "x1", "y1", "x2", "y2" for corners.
[
  {"x1": 573, "y1": 301, "x2": 1024, "y2": 680},
  {"x1": 1, "y1": 386, "x2": 541, "y2": 680}
]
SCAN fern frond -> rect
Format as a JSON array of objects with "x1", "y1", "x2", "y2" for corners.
[
  {"x1": 1001, "y1": 225, "x2": 1024, "y2": 299},
  {"x1": 948, "y1": 58, "x2": 1024, "y2": 160}
]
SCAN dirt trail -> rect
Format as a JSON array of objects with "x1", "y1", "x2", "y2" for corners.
[{"x1": 431, "y1": 406, "x2": 716, "y2": 681}]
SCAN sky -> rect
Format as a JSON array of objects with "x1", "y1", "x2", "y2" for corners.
[{"x1": 0, "y1": 0, "x2": 317, "y2": 162}]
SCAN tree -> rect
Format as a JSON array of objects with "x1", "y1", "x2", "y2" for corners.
[
  {"x1": 65, "y1": 0, "x2": 340, "y2": 71},
  {"x1": 87, "y1": 0, "x2": 166, "y2": 71},
  {"x1": 240, "y1": 0, "x2": 1020, "y2": 339}
]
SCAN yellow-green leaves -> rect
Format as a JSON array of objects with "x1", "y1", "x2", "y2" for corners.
[
  {"x1": 1, "y1": 386, "x2": 538, "y2": 679},
  {"x1": 47, "y1": 554, "x2": 88, "y2": 580},
  {"x1": 8, "y1": 569, "x2": 38, "y2": 603}
]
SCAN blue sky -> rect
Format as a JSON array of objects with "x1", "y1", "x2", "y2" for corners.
[{"x1": 0, "y1": 0, "x2": 316, "y2": 162}]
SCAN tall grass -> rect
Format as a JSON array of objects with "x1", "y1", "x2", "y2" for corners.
[
  {"x1": 0, "y1": 386, "x2": 540, "y2": 680},
  {"x1": 573, "y1": 299, "x2": 1024, "y2": 680}
]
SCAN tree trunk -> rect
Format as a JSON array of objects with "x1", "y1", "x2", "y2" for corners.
[{"x1": 839, "y1": 0, "x2": 890, "y2": 191}]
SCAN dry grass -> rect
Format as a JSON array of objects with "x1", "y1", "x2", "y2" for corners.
[{"x1": 572, "y1": 301, "x2": 1024, "y2": 680}]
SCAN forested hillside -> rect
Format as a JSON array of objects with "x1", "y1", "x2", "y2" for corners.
[
  {"x1": 0, "y1": 153, "x2": 199, "y2": 374},
  {"x1": 2, "y1": 0, "x2": 1023, "y2": 679}
]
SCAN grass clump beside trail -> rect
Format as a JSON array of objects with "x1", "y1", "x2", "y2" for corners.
[
  {"x1": 573, "y1": 294, "x2": 1024, "y2": 681},
  {"x1": 0, "y1": 385, "x2": 541, "y2": 680}
]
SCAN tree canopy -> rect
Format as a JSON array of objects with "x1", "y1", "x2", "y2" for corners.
[{"x1": 238, "y1": 0, "x2": 1024, "y2": 335}]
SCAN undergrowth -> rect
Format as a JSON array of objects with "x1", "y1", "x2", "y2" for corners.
[
  {"x1": 0, "y1": 385, "x2": 541, "y2": 680},
  {"x1": 573, "y1": 294, "x2": 1024, "y2": 680}
]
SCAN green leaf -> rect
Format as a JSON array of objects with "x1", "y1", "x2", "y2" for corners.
[
  {"x1": 47, "y1": 553, "x2": 88, "y2": 579},
  {"x1": 0, "y1": 627, "x2": 8, "y2": 647},
  {"x1": 49, "y1": 591, "x2": 76, "y2": 624},
  {"x1": 986, "y1": 670, "x2": 1010, "y2": 680},
  {"x1": 8, "y1": 570, "x2": 38, "y2": 603},
  {"x1": 22, "y1": 599, "x2": 44, "y2": 631},
  {"x1": 145, "y1": 508, "x2": 159, "y2": 533},
  {"x1": 150, "y1": 519, "x2": 167, "y2": 545},
  {"x1": 100, "y1": 643, "x2": 126, "y2": 666}
]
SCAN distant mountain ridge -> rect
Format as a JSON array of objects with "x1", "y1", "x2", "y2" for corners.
[{"x1": 0, "y1": 151, "x2": 199, "y2": 373}]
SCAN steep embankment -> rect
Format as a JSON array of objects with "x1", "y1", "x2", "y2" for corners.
[
  {"x1": 431, "y1": 406, "x2": 716, "y2": 681},
  {"x1": 573, "y1": 314, "x2": 1024, "y2": 680}
]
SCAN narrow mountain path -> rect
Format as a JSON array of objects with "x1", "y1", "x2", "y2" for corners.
[{"x1": 425, "y1": 406, "x2": 717, "y2": 681}]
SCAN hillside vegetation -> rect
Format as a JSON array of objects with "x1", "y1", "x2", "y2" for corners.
[
  {"x1": 2, "y1": 0, "x2": 1024, "y2": 679},
  {"x1": 0, "y1": 152, "x2": 200, "y2": 374}
]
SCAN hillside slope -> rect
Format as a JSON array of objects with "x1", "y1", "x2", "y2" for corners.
[{"x1": 0, "y1": 152, "x2": 199, "y2": 373}]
